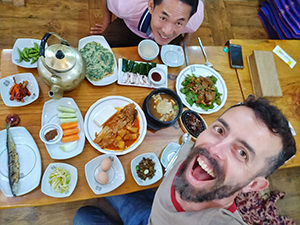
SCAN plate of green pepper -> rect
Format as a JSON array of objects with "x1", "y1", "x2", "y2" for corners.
[{"x1": 11, "y1": 38, "x2": 44, "y2": 68}]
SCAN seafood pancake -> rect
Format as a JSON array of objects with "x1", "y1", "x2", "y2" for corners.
[{"x1": 80, "y1": 41, "x2": 115, "y2": 81}]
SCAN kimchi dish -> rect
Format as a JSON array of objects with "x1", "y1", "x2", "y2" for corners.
[{"x1": 93, "y1": 103, "x2": 140, "y2": 151}]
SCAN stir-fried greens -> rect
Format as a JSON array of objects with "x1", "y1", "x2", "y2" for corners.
[
  {"x1": 180, "y1": 74, "x2": 222, "y2": 111},
  {"x1": 48, "y1": 167, "x2": 71, "y2": 193}
]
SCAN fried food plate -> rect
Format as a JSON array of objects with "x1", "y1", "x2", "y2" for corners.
[
  {"x1": 176, "y1": 64, "x2": 227, "y2": 114},
  {"x1": 0, "y1": 73, "x2": 39, "y2": 107},
  {"x1": 78, "y1": 35, "x2": 118, "y2": 86},
  {"x1": 84, "y1": 96, "x2": 147, "y2": 155}
]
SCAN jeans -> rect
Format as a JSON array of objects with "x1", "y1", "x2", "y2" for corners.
[{"x1": 73, "y1": 189, "x2": 155, "y2": 225}]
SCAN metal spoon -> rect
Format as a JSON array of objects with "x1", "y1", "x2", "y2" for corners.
[
  {"x1": 197, "y1": 37, "x2": 214, "y2": 68},
  {"x1": 183, "y1": 42, "x2": 195, "y2": 72},
  {"x1": 164, "y1": 133, "x2": 191, "y2": 177}
]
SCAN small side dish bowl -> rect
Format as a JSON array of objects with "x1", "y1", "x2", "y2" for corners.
[
  {"x1": 142, "y1": 88, "x2": 183, "y2": 130},
  {"x1": 41, "y1": 162, "x2": 78, "y2": 198},
  {"x1": 179, "y1": 109, "x2": 207, "y2": 141},
  {"x1": 12, "y1": 38, "x2": 43, "y2": 68},
  {"x1": 148, "y1": 67, "x2": 166, "y2": 86},
  {"x1": 138, "y1": 39, "x2": 159, "y2": 61},
  {"x1": 131, "y1": 152, "x2": 163, "y2": 186},
  {"x1": 39, "y1": 123, "x2": 63, "y2": 145}
]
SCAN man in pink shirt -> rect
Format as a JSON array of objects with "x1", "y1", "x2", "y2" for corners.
[{"x1": 90, "y1": 0, "x2": 204, "y2": 47}]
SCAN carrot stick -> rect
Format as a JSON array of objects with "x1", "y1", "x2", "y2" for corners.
[
  {"x1": 62, "y1": 134, "x2": 79, "y2": 142},
  {"x1": 9, "y1": 84, "x2": 18, "y2": 95},
  {"x1": 63, "y1": 128, "x2": 79, "y2": 137},
  {"x1": 61, "y1": 122, "x2": 78, "y2": 130}
]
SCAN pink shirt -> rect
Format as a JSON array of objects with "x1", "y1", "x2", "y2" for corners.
[{"x1": 107, "y1": 0, "x2": 204, "y2": 39}]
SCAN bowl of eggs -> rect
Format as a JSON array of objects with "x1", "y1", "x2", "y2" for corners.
[{"x1": 85, "y1": 154, "x2": 125, "y2": 194}]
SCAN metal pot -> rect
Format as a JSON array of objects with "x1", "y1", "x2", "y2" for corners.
[{"x1": 37, "y1": 32, "x2": 85, "y2": 99}]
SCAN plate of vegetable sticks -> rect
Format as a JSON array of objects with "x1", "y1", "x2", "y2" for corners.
[
  {"x1": 11, "y1": 38, "x2": 45, "y2": 68},
  {"x1": 0, "y1": 73, "x2": 39, "y2": 107},
  {"x1": 41, "y1": 97, "x2": 85, "y2": 159}
]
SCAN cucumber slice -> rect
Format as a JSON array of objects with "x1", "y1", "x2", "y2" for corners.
[
  {"x1": 60, "y1": 141, "x2": 78, "y2": 152},
  {"x1": 57, "y1": 105, "x2": 76, "y2": 113},
  {"x1": 60, "y1": 118, "x2": 78, "y2": 123},
  {"x1": 58, "y1": 112, "x2": 77, "y2": 118}
]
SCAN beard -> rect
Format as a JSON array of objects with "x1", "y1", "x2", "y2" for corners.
[{"x1": 174, "y1": 147, "x2": 250, "y2": 203}]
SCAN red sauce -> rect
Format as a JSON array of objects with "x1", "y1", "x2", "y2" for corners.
[
  {"x1": 103, "y1": 111, "x2": 140, "y2": 151},
  {"x1": 151, "y1": 72, "x2": 161, "y2": 82}
]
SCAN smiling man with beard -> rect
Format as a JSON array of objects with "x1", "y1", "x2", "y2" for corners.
[
  {"x1": 149, "y1": 96, "x2": 296, "y2": 225},
  {"x1": 74, "y1": 96, "x2": 296, "y2": 225}
]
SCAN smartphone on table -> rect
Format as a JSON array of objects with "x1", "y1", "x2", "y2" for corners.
[{"x1": 229, "y1": 44, "x2": 244, "y2": 69}]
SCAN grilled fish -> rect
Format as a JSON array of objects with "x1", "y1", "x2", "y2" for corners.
[{"x1": 6, "y1": 126, "x2": 19, "y2": 196}]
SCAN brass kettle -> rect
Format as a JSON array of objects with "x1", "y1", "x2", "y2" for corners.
[{"x1": 37, "y1": 32, "x2": 85, "y2": 99}]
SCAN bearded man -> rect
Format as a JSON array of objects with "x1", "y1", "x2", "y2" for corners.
[{"x1": 74, "y1": 96, "x2": 296, "y2": 225}]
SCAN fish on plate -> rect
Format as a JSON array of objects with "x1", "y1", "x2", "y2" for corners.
[
  {"x1": 6, "y1": 125, "x2": 20, "y2": 196},
  {"x1": 93, "y1": 103, "x2": 140, "y2": 151}
]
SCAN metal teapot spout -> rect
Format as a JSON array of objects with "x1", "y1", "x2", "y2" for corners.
[{"x1": 49, "y1": 84, "x2": 64, "y2": 99}]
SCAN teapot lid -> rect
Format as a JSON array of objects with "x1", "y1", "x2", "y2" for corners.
[{"x1": 44, "y1": 44, "x2": 76, "y2": 71}]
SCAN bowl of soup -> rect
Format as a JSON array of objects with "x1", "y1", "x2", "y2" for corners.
[
  {"x1": 138, "y1": 39, "x2": 159, "y2": 61},
  {"x1": 142, "y1": 88, "x2": 183, "y2": 130}
]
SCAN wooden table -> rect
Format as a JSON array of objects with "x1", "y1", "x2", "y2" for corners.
[
  {"x1": 0, "y1": 46, "x2": 242, "y2": 208},
  {"x1": 230, "y1": 39, "x2": 300, "y2": 169}
]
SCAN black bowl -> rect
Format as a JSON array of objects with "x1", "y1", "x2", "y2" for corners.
[
  {"x1": 179, "y1": 109, "x2": 207, "y2": 141},
  {"x1": 142, "y1": 88, "x2": 183, "y2": 131}
]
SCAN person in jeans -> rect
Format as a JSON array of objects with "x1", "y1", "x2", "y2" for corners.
[
  {"x1": 90, "y1": 0, "x2": 204, "y2": 47},
  {"x1": 74, "y1": 96, "x2": 296, "y2": 225}
]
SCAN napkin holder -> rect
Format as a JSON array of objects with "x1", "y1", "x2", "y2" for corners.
[{"x1": 247, "y1": 50, "x2": 282, "y2": 97}]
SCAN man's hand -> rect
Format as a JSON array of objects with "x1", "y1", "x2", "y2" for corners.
[
  {"x1": 90, "y1": 22, "x2": 110, "y2": 35},
  {"x1": 89, "y1": 0, "x2": 112, "y2": 35}
]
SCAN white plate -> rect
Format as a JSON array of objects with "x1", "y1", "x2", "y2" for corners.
[
  {"x1": 41, "y1": 97, "x2": 85, "y2": 159},
  {"x1": 117, "y1": 58, "x2": 168, "y2": 88},
  {"x1": 161, "y1": 45, "x2": 185, "y2": 67},
  {"x1": 160, "y1": 142, "x2": 180, "y2": 169},
  {"x1": 12, "y1": 38, "x2": 42, "y2": 68},
  {"x1": 131, "y1": 152, "x2": 163, "y2": 186},
  {"x1": 0, "y1": 127, "x2": 41, "y2": 197},
  {"x1": 84, "y1": 96, "x2": 147, "y2": 155},
  {"x1": 85, "y1": 154, "x2": 125, "y2": 195},
  {"x1": 78, "y1": 35, "x2": 118, "y2": 86},
  {"x1": 176, "y1": 64, "x2": 228, "y2": 114},
  {"x1": 41, "y1": 163, "x2": 78, "y2": 198},
  {"x1": 0, "y1": 73, "x2": 39, "y2": 107}
]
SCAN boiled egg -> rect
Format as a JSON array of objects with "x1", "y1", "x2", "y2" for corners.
[
  {"x1": 101, "y1": 157, "x2": 112, "y2": 172},
  {"x1": 97, "y1": 171, "x2": 109, "y2": 185}
]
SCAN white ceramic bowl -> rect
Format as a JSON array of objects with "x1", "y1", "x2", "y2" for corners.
[
  {"x1": 148, "y1": 67, "x2": 166, "y2": 86},
  {"x1": 138, "y1": 39, "x2": 159, "y2": 61},
  {"x1": 85, "y1": 154, "x2": 125, "y2": 194},
  {"x1": 131, "y1": 152, "x2": 163, "y2": 186},
  {"x1": 39, "y1": 123, "x2": 63, "y2": 145},
  {"x1": 41, "y1": 162, "x2": 78, "y2": 198}
]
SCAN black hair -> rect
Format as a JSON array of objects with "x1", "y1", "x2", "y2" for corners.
[
  {"x1": 153, "y1": 0, "x2": 199, "y2": 17},
  {"x1": 230, "y1": 95, "x2": 296, "y2": 177}
]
